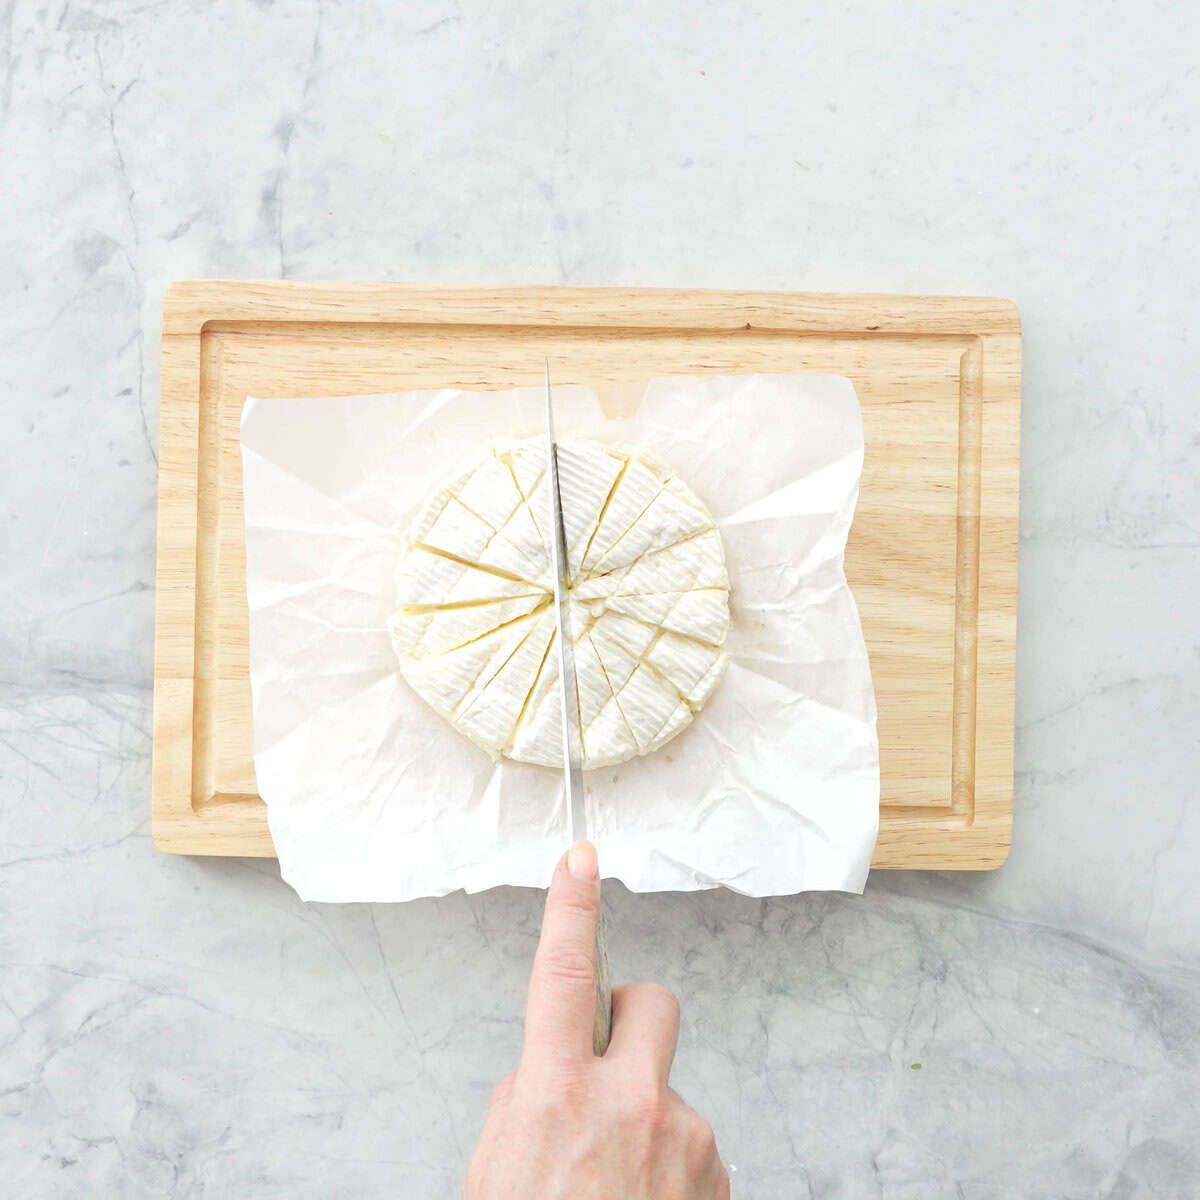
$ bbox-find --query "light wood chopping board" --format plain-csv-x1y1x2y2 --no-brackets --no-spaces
152,283,1020,869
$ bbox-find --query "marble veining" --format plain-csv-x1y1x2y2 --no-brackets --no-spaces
2,1,1198,1195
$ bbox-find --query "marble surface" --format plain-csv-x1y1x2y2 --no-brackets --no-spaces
2,1,1198,1195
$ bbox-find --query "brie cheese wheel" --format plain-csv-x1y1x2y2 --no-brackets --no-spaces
389,437,730,768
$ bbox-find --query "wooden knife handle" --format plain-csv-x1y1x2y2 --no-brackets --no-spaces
593,910,613,1056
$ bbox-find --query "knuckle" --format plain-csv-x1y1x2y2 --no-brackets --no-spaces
684,1111,717,1157
538,948,595,985
487,1074,515,1109
624,1082,670,1131
530,1065,589,1115
560,888,599,915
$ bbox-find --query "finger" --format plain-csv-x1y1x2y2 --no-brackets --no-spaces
523,840,601,1065
605,981,680,1082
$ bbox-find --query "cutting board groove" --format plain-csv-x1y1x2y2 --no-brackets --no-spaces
152,283,1020,869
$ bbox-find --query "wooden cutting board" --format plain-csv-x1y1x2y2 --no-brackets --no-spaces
152,283,1020,869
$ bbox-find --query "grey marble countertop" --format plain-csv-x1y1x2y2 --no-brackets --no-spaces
3,3,1198,1196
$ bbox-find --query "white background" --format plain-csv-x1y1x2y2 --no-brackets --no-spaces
1,2,1197,1195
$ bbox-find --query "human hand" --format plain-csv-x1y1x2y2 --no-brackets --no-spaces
464,839,729,1199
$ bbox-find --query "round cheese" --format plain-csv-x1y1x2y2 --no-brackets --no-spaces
389,437,729,769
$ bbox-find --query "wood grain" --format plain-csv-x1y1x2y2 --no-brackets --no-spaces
152,283,1020,869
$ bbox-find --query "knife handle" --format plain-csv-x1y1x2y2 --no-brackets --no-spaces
593,909,613,1056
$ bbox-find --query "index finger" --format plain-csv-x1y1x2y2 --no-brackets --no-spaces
522,840,601,1066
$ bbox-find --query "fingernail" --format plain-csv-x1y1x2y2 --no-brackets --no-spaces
566,839,598,880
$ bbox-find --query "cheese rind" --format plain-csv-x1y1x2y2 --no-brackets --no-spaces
590,479,712,576
391,437,730,768
388,594,546,659
579,459,664,573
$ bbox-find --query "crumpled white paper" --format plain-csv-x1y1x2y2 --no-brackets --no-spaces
241,374,879,902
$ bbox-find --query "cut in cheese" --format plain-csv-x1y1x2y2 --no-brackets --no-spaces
390,437,730,768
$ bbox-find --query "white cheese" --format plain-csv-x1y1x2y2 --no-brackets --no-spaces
589,479,711,576
394,546,539,608
388,594,544,660
402,612,543,719
391,438,730,768
572,528,729,599
556,441,627,573
578,458,664,573
606,589,730,646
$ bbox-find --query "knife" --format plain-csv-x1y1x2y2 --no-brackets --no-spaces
544,358,613,1056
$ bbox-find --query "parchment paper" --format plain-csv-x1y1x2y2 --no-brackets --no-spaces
241,374,879,902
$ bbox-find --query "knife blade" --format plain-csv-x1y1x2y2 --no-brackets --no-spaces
544,358,612,1056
